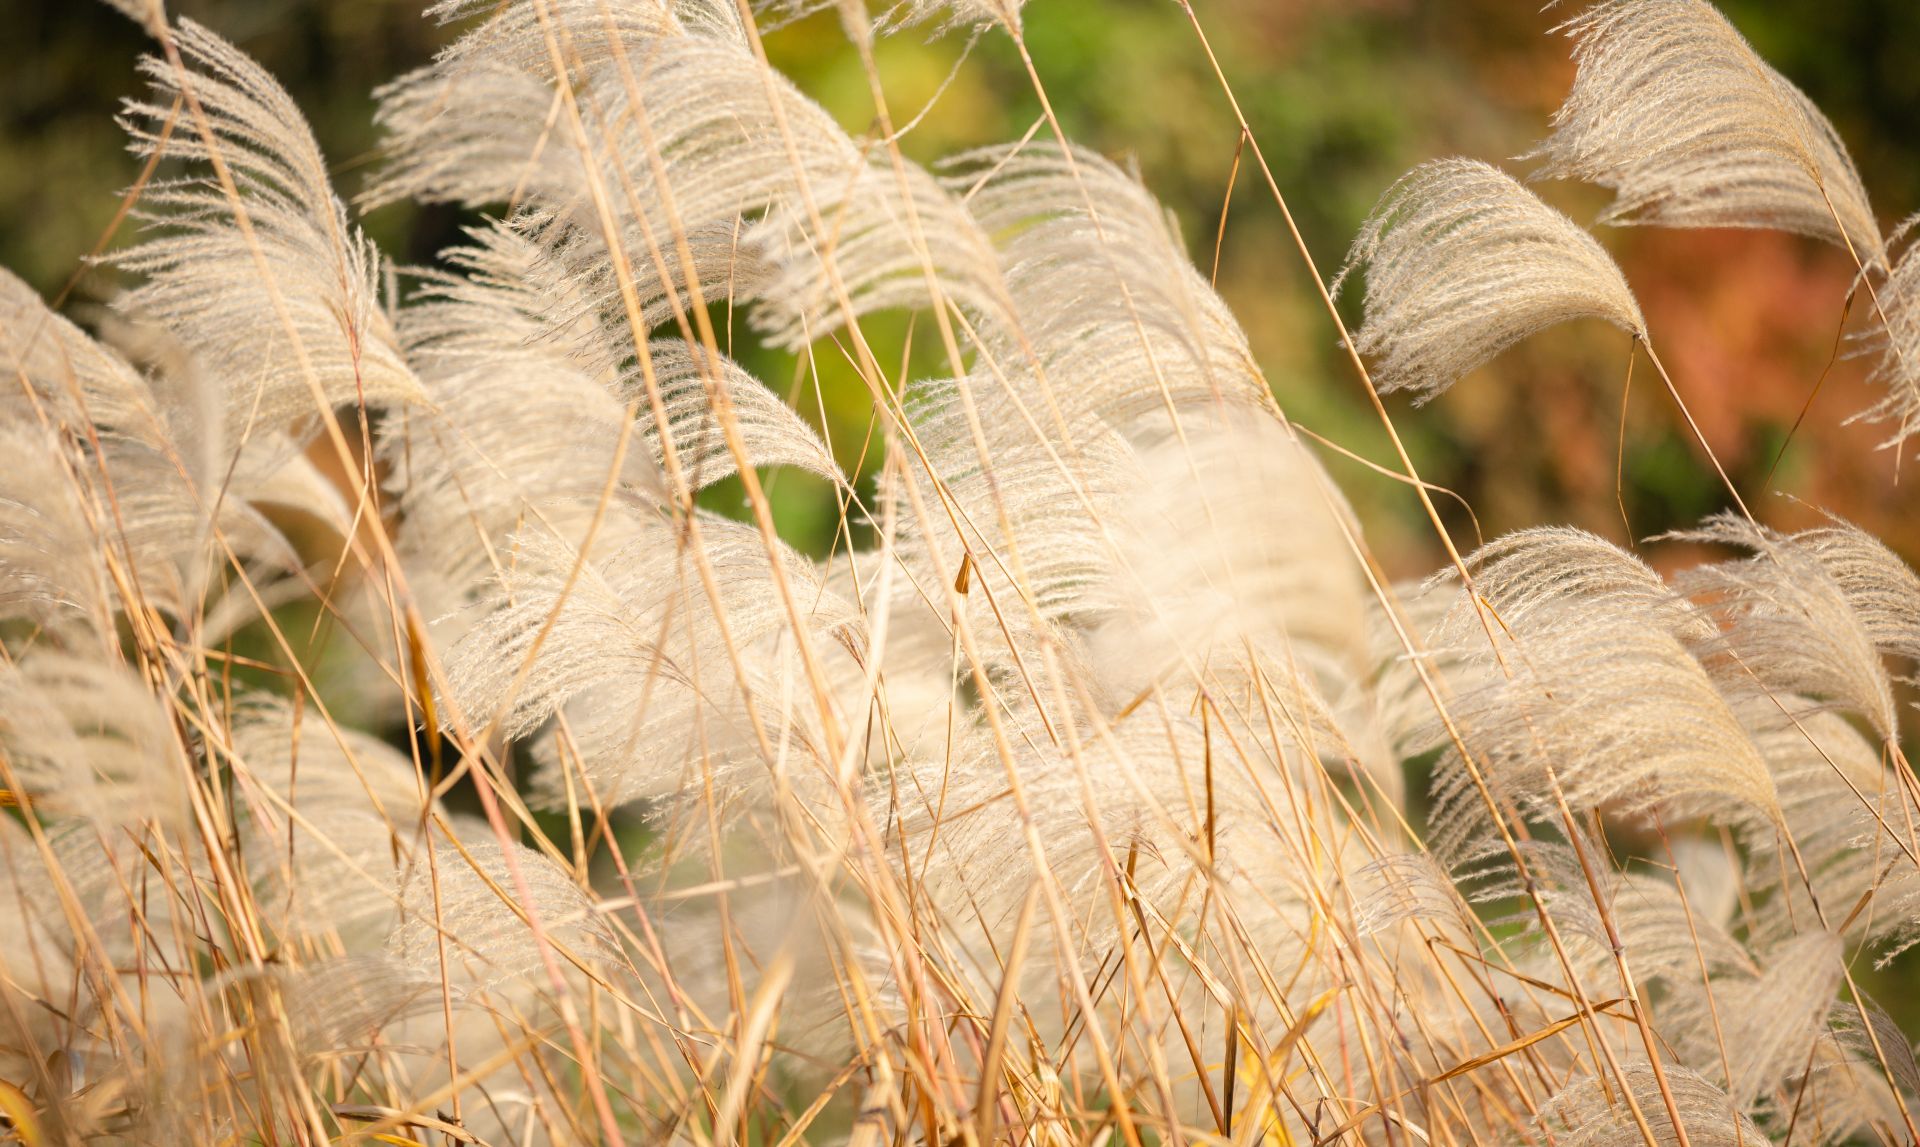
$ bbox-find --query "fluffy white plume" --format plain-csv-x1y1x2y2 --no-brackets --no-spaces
1715,931,1848,1104
954,142,1272,439
1742,709,1920,957
228,700,433,943
1669,514,1900,740
1082,416,1387,787
0,274,315,635
1423,530,1778,853
114,20,422,436
1335,158,1646,401
7,4,1920,1143
389,835,621,995
390,224,846,656
748,153,1011,350
621,339,844,491
1529,0,1884,265
860,0,1023,35
890,374,1139,642
387,229,662,609
1799,1003,1920,1139
756,0,1022,37
446,514,863,810
1785,512,1920,662
1540,1064,1763,1147
879,712,1333,1065
235,955,435,1066
1856,221,1920,451
1428,525,1703,643
0,817,73,1031
374,13,1007,353
0,269,163,439
0,424,117,645
1348,852,1478,941
0,654,191,828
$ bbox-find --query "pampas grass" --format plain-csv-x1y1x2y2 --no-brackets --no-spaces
1335,158,1646,401
1527,0,1884,262
3,2,1920,1145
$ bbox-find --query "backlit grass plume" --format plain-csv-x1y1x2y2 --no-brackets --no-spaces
3,2,1920,1146
1528,0,1884,263
1527,0,1920,452
1335,158,1646,400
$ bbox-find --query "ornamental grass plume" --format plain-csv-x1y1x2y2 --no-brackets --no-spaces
2,1,1920,1145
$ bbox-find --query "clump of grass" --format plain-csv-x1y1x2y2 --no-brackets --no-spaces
3,1,1920,1145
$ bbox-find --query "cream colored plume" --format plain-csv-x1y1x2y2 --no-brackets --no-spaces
373,10,1007,354
446,513,862,810
1668,514,1900,740
387,228,662,610
0,273,314,633
0,269,164,439
1335,158,1645,401
1082,416,1385,785
1713,930,1847,1104
114,20,423,437
1856,220,1920,452
889,374,1140,642
1529,0,1884,265
0,424,118,646
1540,1063,1762,1147
620,340,843,491
389,835,621,996
1423,531,1778,854
1799,1004,1920,1139
228,700,435,944
869,0,1023,35
0,654,192,829
1740,709,1920,959
1782,512,1920,662
1427,525,1701,644
755,0,1022,38
953,141,1271,439
877,710,1337,1089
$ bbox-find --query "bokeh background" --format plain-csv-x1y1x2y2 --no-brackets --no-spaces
9,0,1920,577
